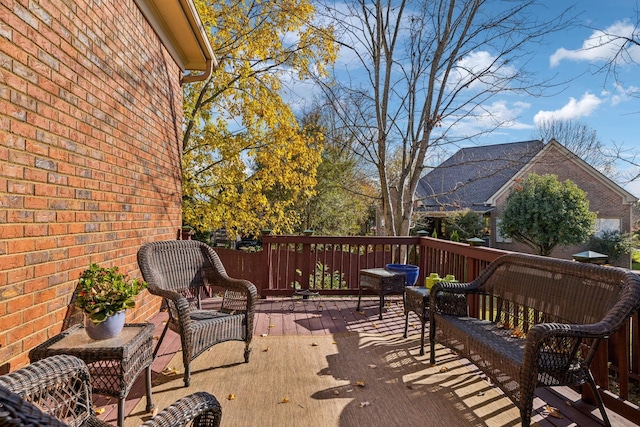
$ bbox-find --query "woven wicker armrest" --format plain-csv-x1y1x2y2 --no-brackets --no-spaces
219,277,257,314
147,285,195,327
141,391,222,427
430,281,473,317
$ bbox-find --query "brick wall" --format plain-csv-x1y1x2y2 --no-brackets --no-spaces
0,0,184,371
493,143,633,266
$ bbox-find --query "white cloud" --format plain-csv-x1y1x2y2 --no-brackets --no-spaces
609,83,640,106
550,21,640,67
448,51,518,91
444,100,533,138
533,93,602,126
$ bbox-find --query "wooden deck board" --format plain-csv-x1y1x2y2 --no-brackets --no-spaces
100,297,637,427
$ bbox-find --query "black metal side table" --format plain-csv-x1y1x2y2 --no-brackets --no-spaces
285,289,323,312
357,268,406,320
403,286,429,355
29,323,155,427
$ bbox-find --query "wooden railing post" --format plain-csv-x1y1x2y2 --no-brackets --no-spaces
301,236,312,290
260,234,274,296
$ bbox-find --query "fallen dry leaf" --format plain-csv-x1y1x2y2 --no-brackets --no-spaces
358,311,365,315
281,397,290,403
268,324,276,328
544,405,563,419
367,364,377,369
311,342,319,347
564,400,572,407
228,394,236,400
372,323,378,328
359,401,371,407
263,347,270,352
356,380,366,387
439,366,449,373
260,333,268,337
510,326,526,338
161,366,180,375
95,407,105,415
331,316,337,320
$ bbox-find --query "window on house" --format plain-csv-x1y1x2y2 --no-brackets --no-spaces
496,218,512,243
595,218,621,236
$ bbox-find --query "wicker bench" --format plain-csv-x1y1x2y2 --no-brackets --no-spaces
429,253,640,427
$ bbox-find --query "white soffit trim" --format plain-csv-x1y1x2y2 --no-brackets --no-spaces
134,0,216,72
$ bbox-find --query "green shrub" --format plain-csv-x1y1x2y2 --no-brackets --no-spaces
588,230,635,263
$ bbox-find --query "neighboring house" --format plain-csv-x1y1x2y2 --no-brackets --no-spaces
416,140,638,266
0,0,214,371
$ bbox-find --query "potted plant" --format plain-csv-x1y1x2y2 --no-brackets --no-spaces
76,263,147,340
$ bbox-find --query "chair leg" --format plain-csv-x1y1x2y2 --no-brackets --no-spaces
586,370,612,427
520,406,531,427
244,344,252,363
429,321,436,364
152,320,170,359
183,353,191,388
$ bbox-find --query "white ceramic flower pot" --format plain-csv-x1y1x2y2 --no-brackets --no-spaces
84,310,125,340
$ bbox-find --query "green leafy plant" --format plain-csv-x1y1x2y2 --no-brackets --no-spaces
290,262,347,290
76,264,147,325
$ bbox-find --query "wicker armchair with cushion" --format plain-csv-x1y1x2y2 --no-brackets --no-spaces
137,240,257,387
0,354,222,427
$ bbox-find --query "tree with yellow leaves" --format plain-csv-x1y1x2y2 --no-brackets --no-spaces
182,0,338,238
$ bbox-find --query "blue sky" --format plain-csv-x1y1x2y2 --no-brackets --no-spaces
284,1,640,195
493,0,640,196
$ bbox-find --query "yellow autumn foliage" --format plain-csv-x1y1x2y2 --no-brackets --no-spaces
182,0,338,237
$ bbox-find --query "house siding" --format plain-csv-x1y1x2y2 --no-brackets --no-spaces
493,143,632,266
0,0,183,370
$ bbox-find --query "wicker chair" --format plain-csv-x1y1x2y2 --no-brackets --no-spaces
137,240,257,387
0,354,222,427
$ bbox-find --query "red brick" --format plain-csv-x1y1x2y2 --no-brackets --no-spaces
7,239,35,253
34,262,56,280
0,253,25,269
0,312,22,330
2,0,184,369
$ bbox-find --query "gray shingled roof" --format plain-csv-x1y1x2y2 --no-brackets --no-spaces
416,140,544,212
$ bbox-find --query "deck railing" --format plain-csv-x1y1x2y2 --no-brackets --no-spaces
215,235,639,421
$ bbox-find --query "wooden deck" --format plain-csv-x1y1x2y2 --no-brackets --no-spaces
95,297,638,426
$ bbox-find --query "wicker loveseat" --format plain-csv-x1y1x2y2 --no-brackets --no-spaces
429,253,640,427
0,354,222,426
